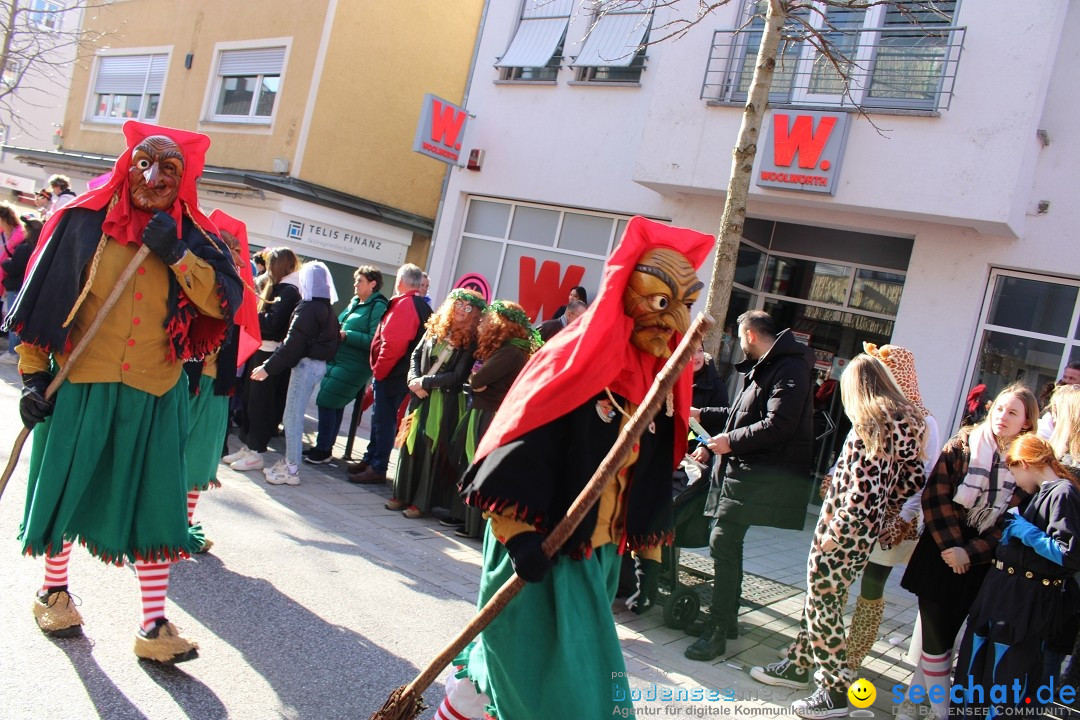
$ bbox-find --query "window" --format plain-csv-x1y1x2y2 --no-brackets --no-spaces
29,0,63,31
571,0,654,84
210,46,286,122
702,1,963,111
496,0,573,82
90,53,168,122
960,271,1080,425
2,60,21,88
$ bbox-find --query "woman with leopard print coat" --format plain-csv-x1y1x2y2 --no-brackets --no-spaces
752,353,926,719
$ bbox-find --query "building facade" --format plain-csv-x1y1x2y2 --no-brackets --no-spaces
426,0,1080,479
9,0,485,294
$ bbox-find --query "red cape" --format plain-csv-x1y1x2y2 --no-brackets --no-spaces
476,216,715,468
208,209,262,366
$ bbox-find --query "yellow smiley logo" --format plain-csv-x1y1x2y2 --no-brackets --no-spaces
848,678,876,708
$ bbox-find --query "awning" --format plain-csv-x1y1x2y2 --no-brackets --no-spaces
573,5,653,67
495,0,574,68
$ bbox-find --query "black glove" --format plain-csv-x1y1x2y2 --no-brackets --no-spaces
625,556,661,614
141,211,185,266
504,532,554,583
20,371,55,429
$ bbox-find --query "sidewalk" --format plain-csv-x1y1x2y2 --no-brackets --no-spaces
0,356,922,718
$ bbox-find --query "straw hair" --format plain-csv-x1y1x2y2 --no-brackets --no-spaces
1005,434,1080,490
840,354,922,458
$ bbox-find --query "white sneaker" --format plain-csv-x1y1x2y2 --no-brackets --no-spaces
230,451,264,471
222,445,251,464
264,460,299,486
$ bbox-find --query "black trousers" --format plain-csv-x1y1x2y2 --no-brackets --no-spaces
709,518,750,630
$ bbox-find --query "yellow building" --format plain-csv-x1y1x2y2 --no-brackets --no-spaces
11,0,485,292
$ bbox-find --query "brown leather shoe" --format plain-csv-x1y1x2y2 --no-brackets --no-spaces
346,460,369,474
348,467,387,485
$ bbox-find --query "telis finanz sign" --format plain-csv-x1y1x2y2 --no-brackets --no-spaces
413,93,469,166
756,110,851,195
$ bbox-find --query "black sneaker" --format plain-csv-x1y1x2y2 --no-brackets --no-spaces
792,687,849,719
303,448,333,464
749,659,811,689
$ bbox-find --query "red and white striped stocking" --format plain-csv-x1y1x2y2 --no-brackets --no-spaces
187,490,201,523
134,561,171,632
42,540,74,592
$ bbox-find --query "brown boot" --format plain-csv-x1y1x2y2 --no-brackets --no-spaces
33,588,84,638
348,467,387,485
134,619,199,664
845,596,885,671
346,460,369,474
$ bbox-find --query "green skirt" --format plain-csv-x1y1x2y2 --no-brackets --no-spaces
393,390,466,512
456,527,635,719
19,378,201,564
185,375,228,492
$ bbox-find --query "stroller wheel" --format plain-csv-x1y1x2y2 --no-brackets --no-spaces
663,587,701,630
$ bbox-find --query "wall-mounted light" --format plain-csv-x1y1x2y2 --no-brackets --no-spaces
184,53,193,70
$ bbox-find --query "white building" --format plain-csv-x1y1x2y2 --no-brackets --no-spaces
427,0,1080,473
0,1,83,204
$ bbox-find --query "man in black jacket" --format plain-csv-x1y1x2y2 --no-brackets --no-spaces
685,310,815,661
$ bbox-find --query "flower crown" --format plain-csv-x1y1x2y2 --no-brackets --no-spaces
448,287,487,311
488,300,543,352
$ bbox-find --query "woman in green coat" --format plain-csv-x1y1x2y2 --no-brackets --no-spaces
305,265,388,463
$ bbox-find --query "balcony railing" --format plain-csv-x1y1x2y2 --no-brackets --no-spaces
701,25,965,112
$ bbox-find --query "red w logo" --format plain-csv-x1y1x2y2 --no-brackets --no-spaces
430,100,467,151
772,114,836,169
518,257,585,322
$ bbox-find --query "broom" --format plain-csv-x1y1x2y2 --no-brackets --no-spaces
0,245,153,501
368,311,714,720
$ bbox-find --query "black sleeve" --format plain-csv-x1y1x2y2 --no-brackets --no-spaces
727,358,811,455
263,302,315,375
1048,484,1080,573
259,284,301,340
699,406,730,431
422,343,475,391
407,337,428,385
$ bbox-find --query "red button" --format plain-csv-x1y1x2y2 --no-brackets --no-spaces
127,339,136,346
179,264,188,272
132,317,140,325
137,267,146,275
122,363,130,371
134,292,143,300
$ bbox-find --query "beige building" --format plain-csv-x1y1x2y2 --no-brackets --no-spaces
11,0,485,292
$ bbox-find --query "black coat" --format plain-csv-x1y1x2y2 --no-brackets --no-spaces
701,329,815,530
258,282,301,343
406,335,476,411
1,239,32,292
692,357,729,436
263,298,340,375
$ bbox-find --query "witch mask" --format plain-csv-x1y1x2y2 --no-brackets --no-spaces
128,135,185,212
623,248,704,358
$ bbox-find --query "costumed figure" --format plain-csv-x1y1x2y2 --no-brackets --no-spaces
751,353,926,718
445,300,539,538
6,121,242,662
899,384,1039,720
387,288,484,519
953,434,1080,716
836,344,940,674
180,209,261,551
433,216,712,720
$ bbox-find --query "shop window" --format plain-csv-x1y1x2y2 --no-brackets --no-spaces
559,212,614,255
209,45,286,123
508,206,559,247
961,271,1080,426
762,256,849,307
89,52,168,123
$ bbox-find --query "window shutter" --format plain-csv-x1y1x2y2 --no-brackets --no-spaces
572,4,653,68
496,0,573,68
95,55,152,94
218,47,286,76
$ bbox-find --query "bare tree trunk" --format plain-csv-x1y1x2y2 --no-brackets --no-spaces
0,1,18,89
703,0,785,357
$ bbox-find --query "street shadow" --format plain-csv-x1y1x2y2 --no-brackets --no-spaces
169,553,424,720
52,635,151,720
140,661,229,720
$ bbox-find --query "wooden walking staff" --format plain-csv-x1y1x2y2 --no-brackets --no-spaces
0,245,154,501
369,311,714,720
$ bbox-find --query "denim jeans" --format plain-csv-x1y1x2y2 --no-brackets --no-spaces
5,291,18,353
365,377,407,473
315,405,345,452
282,357,327,467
